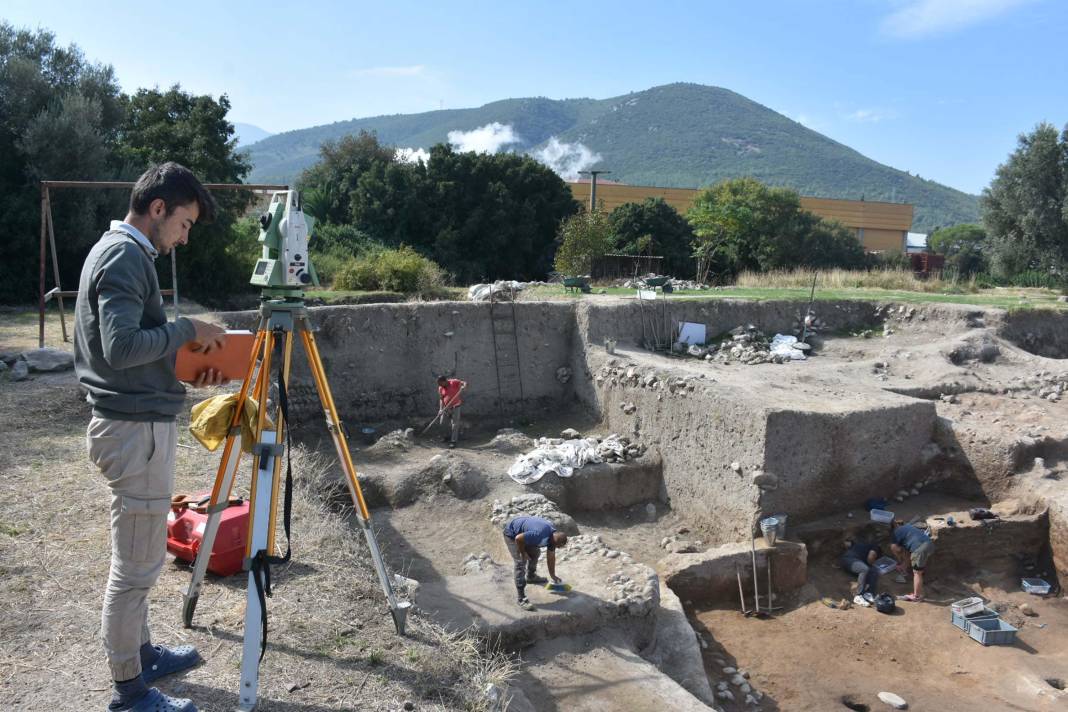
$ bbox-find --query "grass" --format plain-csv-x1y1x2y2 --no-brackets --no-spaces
517,275,1068,310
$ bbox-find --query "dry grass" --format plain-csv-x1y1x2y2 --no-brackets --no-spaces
0,320,515,710
734,267,980,293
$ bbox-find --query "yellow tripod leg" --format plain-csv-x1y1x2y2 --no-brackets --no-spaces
182,327,268,627
299,318,409,633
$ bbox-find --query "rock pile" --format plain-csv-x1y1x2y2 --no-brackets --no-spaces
364,428,415,455
706,325,802,365
710,663,766,706
489,493,579,534
1,347,74,382
616,274,711,290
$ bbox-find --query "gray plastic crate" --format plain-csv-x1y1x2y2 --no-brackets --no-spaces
951,606,998,632
967,616,1018,646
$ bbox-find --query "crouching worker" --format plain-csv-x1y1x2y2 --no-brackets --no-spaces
840,538,882,598
503,516,568,611
75,163,228,712
890,520,935,602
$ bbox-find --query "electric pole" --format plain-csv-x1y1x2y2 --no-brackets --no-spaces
578,170,611,212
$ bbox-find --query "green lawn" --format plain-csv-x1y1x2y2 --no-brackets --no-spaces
520,284,1068,310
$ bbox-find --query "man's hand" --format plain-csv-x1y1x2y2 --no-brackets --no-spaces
188,368,228,388
187,318,226,354
551,575,562,584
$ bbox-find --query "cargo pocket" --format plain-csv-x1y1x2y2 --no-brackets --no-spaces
87,419,129,478
118,495,172,564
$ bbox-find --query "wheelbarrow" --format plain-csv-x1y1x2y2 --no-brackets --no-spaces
563,276,592,294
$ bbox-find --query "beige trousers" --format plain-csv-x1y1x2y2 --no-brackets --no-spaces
87,417,176,681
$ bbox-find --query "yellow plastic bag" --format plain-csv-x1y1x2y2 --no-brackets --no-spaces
189,393,272,453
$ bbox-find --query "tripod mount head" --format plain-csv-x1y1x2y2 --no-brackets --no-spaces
251,190,320,300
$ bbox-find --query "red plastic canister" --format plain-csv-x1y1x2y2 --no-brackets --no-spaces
166,495,249,577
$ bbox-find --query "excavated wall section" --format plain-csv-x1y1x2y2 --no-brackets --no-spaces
223,302,578,423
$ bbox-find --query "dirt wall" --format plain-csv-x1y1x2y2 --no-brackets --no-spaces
587,352,766,545
222,302,577,424
760,398,937,518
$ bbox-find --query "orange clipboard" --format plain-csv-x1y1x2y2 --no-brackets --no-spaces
175,330,256,382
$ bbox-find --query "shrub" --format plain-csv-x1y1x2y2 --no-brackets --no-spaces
333,246,447,297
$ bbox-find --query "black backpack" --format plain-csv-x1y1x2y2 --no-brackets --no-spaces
875,593,896,614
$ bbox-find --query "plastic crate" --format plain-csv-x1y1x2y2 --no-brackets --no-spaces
951,596,985,617
967,616,1018,646
870,509,894,524
950,606,998,632
1022,578,1051,595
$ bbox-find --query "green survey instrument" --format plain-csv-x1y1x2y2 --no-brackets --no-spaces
250,190,320,295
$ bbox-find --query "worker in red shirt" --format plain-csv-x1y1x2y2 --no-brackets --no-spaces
436,375,466,448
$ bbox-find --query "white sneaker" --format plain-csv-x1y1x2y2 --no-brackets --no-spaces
853,595,871,607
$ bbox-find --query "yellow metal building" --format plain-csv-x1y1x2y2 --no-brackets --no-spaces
567,182,914,253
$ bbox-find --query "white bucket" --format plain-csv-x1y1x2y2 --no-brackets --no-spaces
760,516,780,546
605,338,617,354
772,512,787,538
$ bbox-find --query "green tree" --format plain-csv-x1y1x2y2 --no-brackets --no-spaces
309,141,578,283
0,22,124,302
609,198,696,278
554,210,615,276
928,223,988,276
298,131,397,225
981,122,1068,280
118,85,254,304
687,177,866,279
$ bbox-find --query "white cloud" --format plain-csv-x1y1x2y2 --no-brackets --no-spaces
532,137,602,181
447,122,520,154
396,147,430,164
845,108,895,123
350,65,426,77
881,0,1035,38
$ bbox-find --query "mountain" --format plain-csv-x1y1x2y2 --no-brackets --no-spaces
245,83,979,232
233,122,273,147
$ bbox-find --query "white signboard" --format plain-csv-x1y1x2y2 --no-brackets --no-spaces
677,322,706,345
637,289,657,301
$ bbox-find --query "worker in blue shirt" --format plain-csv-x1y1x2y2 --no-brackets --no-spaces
890,521,935,602
502,516,568,611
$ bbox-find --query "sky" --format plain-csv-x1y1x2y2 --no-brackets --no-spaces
3,0,1066,195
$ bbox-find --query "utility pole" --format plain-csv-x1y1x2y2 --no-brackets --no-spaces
578,170,611,212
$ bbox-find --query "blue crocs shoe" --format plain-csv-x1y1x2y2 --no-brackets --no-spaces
122,688,197,712
141,645,202,684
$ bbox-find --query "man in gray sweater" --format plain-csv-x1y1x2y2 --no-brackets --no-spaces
75,163,227,712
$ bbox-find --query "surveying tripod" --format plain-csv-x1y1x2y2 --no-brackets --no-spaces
180,297,408,711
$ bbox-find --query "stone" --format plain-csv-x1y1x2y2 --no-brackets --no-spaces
0,361,6,373
750,470,778,489
560,428,582,439
731,673,747,686
7,360,29,381
877,691,908,709
19,347,73,372
1020,603,1037,617
730,461,741,473
403,701,415,711
722,667,736,674
717,690,734,702
555,366,572,384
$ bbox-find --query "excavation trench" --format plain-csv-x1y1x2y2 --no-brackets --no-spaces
241,297,1068,711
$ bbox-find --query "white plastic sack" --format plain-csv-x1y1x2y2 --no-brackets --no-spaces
770,333,807,360
507,437,604,484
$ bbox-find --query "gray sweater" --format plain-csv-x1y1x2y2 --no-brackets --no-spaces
74,230,197,421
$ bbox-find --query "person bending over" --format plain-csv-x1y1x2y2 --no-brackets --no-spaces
502,515,568,611
890,520,935,602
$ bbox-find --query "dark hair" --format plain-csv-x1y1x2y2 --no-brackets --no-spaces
129,162,217,224
436,375,448,382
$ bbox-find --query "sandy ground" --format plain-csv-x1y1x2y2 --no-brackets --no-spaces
692,558,1068,711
